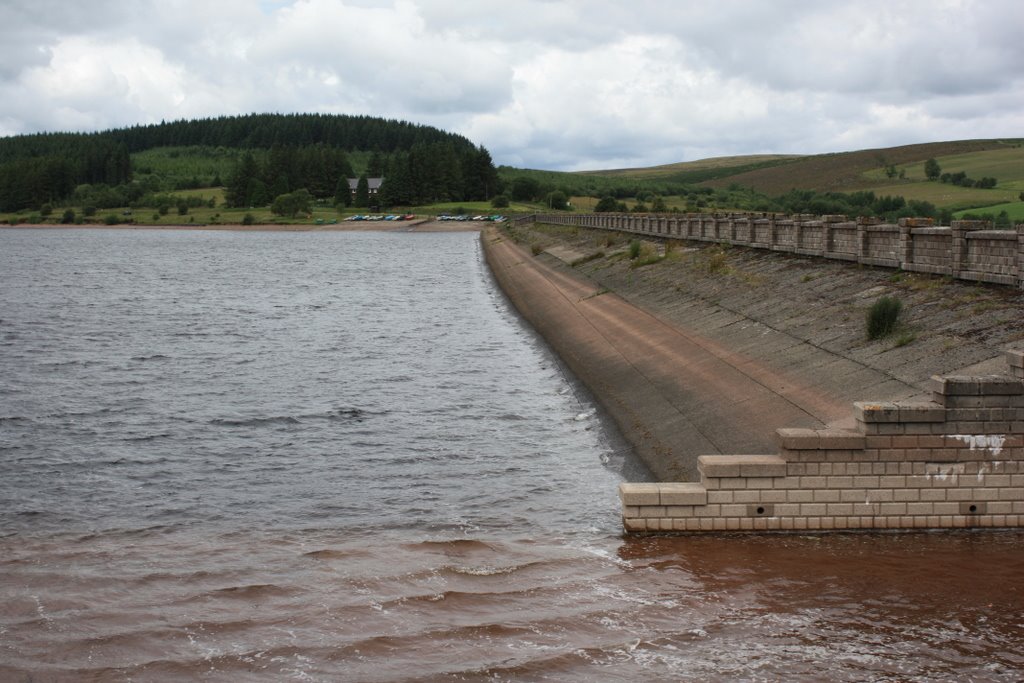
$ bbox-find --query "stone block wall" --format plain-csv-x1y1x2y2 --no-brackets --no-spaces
521,213,1024,289
619,350,1024,533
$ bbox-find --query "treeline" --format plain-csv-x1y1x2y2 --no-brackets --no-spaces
586,187,955,223
224,141,499,208
0,113,491,211
108,113,471,153
378,144,498,206
225,145,357,207
769,189,949,222
938,171,997,189
0,138,130,211
0,113,475,159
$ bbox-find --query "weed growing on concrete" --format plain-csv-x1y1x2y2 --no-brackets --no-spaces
707,247,730,274
630,241,663,268
867,296,902,340
971,300,1002,314
894,331,917,347
531,243,544,256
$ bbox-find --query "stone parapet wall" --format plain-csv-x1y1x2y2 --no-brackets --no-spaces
619,350,1024,533
516,213,1024,289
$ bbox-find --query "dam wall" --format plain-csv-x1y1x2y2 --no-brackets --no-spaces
485,222,1024,534
620,350,1024,533
523,213,1024,289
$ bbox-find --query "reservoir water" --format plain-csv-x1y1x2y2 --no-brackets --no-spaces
1,227,1022,681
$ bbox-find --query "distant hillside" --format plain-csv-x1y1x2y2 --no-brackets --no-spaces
0,113,497,212
698,140,1021,194
578,154,801,184
566,139,1024,214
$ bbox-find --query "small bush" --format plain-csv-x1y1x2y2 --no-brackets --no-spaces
103,214,120,226
867,296,902,340
628,239,641,259
242,213,256,226
61,209,76,224
530,243,544,256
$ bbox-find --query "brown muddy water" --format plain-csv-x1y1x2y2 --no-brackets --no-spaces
2,229,1022,681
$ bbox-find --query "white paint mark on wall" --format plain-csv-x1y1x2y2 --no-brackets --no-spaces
951,434,1005,457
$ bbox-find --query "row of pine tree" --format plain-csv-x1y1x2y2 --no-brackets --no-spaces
0,113,498,212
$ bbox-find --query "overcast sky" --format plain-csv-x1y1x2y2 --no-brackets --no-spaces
1,0,1022,171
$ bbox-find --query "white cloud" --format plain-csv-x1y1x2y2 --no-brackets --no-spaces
0,0,1022,169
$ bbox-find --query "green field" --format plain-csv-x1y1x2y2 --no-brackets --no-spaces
858,146,1024,210
953,201,1024,221
700,139,1024,205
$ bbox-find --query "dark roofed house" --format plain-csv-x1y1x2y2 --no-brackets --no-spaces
348,177,384,197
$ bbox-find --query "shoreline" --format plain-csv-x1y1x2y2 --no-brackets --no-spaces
0,220,486,233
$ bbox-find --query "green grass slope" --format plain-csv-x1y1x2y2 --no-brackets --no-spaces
702,140,1018,192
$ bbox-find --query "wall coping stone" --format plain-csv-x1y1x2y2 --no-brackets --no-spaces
854,399,957,423
930,375,1024,396
965,230,1019,240
698,454,786,478
775,428,866,449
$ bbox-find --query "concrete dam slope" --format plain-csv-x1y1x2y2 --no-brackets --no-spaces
484,220,1024,533
481,226,900,481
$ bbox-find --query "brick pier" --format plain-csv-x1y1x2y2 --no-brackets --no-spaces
620,349,1024,533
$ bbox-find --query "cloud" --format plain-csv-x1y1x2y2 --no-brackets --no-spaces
246,0,513,115
0,0,1021,169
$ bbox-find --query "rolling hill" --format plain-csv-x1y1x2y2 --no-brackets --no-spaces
565,138,1024,214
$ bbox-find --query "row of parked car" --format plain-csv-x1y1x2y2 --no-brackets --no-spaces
437,214,507,222
344,214,417,222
